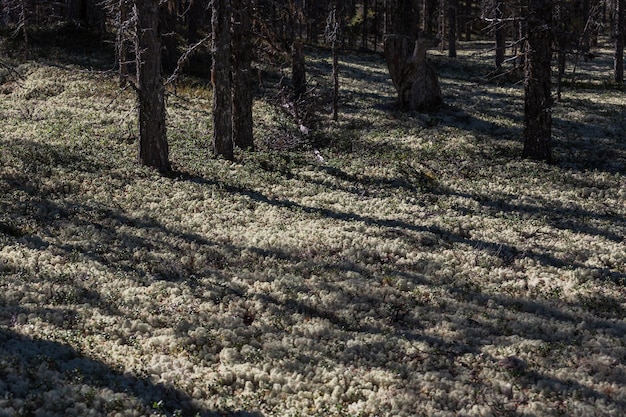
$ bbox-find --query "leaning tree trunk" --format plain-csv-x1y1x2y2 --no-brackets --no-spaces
136,0,170,172
522,0,553,163
384,34,443,112
212,0,234,160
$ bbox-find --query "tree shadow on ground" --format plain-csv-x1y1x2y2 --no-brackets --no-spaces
228,155,626,284
3,155,625,414
0,327,264,417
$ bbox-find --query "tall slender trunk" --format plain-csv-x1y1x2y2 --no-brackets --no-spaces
362,0,368,50
615,0,625,84
495,1,506,70
118,0,129,82
136,0,170,172
19,0,30,57
232,0,254,151
523,0,553,163
291,39,306,101
212,0,234,160
448,0,457,58
160,1,179,74
465,0,473,41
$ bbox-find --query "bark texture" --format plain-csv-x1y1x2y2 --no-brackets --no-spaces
136,0,170,172
615,0,625,84
232,0,254,150
448,0,457,58
291,39,306,101
522,0,553,163
212,0,234,160
384,33,442,112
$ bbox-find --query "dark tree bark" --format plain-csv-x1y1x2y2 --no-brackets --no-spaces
386,0,441,112
615,0,625,84
495,1,506,70
392,0,419,41
291,39,306,100
448,0,458,58
385,33,442,111
160,0,179,74
69,0,87,24
326,6,340,121
136,0,170,172
187,0,207,43
423,0,438,35
232,0,254,151
523,0,553,163
19,0,31,57
362,0,368,49
465,0,473,41
117,0,130,81
212,0,234,160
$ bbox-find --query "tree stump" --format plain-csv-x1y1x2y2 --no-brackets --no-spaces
384,34,443,112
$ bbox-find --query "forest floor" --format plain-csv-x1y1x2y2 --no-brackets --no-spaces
0,38,625,417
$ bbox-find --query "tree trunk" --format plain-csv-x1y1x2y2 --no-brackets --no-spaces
423,0,437,35
556,49,565,101
362,0,368,50
495,2,506,70
392,0,418,41
160,0,178,75
232,0,254,151
117,0,129,82
465,0,472,41
291,39,307,101
439,0,446,52
136,0,170,172
332,42,339,121
385,33,443,111
448,0,457,58
212,0,234,160
19,0,30,58
615,0,625,84
523,0,553,163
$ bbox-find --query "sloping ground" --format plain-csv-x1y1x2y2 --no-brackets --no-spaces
0,42,625,417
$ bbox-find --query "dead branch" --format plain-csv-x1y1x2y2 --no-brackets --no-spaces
165,34,212,86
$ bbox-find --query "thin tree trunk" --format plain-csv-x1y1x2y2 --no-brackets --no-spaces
212,0,234,160
326,6,340,121
465,0,472,41
395,0,419,41
423,0,436,35
556,49,565,101
160,1,178,74
362,0,368,50
291,39,306,101
439,0,446,52
136,0,170,172
448,0,457,58
19,0,30,58
523,0,553,163
615,0,625,84
495,1,506,70
118,0,129,82
232,0,254,150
